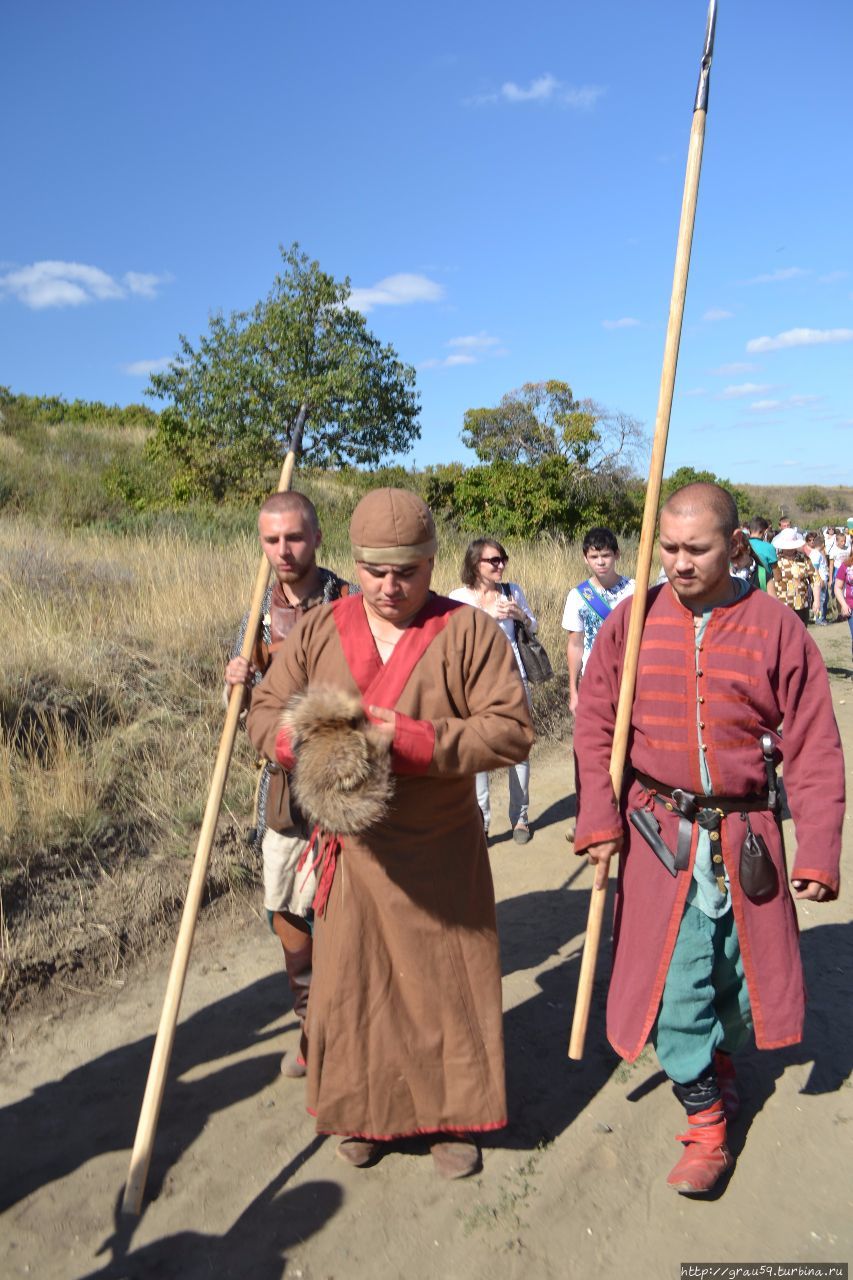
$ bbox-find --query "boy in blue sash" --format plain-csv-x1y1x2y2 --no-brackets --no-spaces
562,527,634,716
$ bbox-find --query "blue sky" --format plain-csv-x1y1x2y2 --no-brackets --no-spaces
2,0,851,483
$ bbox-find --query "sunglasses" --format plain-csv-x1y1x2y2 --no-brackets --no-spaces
479,555,507,567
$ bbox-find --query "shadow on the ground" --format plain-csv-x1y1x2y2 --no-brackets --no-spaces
487,791,576,847
622,918,853,1196
0,970,292,1213
5,881,849,1235
732,919,853,1124
492,877,621,1152
77,1137,339,1280
535,790,576,833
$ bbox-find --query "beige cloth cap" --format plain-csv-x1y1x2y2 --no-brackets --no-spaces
350,488,437,565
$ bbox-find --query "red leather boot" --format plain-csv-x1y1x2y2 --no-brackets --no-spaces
666,1100,733,1194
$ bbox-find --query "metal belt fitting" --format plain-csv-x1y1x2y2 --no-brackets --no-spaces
632,771,771,887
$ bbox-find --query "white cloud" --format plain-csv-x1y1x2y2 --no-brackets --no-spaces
122,356,172,376
749,394,822,412
348,273,444,314
123,271,171,299
419,353,477,370
702,307,733,322
447,332,503,351
502,72,560,102
788,393,822,407
0,259,170,309
602,316,640,330
467,74,605,110
719,382,772,399
420,331,509,370
741,266,809,285
817,270,848,284
710,362,755,376
746,327,853,353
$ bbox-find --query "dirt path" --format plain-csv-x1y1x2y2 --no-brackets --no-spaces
2,627,852,1279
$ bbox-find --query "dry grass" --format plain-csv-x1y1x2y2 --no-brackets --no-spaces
0,517,638,863
0,512,641,1010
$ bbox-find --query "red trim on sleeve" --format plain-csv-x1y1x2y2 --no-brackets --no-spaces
789,866,840,898
391,712,435,775
274,726,296,770
573,825,623,856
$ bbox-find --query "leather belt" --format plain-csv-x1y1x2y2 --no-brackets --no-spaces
633,771,771,815
632,770,772,875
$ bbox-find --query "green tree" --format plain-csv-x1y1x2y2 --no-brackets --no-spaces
796,486,830,515
147,244,420,499
425,457,643,540
661,466,752,521
461,380,646,473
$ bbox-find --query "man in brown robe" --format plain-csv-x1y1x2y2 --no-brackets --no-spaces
247,488,534,1178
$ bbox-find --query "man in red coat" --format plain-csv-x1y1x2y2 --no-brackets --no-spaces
574,482,844,1194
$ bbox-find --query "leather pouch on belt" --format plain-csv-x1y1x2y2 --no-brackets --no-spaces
739,818,778,901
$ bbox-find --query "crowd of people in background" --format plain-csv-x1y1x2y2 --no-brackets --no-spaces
745,515,852,639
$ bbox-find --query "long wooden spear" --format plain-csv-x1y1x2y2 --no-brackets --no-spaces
121,404,309,1215
568,0,718,1060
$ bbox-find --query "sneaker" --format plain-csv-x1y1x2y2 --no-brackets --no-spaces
513,821,531,845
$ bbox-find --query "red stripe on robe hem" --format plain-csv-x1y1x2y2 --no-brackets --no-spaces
305,1108,506,1140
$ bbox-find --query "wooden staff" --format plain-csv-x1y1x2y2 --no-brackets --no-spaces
568,0,718,1060
121,404,308,1215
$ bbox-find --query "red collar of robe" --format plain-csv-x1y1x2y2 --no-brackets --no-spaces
331,591,464,708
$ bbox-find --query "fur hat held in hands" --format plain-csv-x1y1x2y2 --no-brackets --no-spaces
283,687,393,834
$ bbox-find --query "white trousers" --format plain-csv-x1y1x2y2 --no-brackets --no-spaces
262,826,318,917
475,760,530,831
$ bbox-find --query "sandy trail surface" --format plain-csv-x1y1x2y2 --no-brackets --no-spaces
2,627,852,1280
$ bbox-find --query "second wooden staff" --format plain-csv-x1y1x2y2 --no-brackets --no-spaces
122,404,308,1214
569,0,718,1060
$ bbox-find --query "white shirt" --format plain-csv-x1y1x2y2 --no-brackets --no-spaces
448,583,537,680
561,575,635,672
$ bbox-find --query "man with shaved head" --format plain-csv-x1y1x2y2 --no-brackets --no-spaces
225,490,351,1078
573,482,844,1195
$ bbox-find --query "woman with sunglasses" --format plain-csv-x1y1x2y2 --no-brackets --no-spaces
449,538,537,844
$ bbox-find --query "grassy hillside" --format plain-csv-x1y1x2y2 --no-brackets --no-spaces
739,484,853,530
1,398,848,1011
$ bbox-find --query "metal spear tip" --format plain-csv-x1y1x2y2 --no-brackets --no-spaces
694,0,718,114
